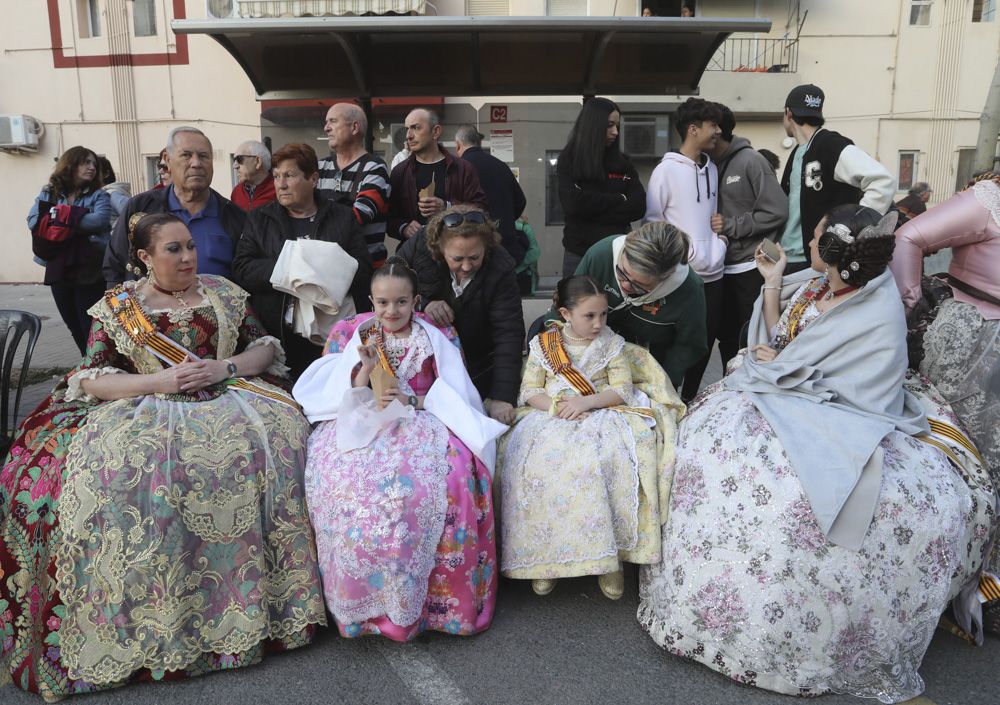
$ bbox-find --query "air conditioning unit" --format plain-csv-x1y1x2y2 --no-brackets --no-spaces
621,114,670,159
0,115,41,151
206,0,237,19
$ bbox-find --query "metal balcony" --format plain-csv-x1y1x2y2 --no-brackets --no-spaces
705,36,798,73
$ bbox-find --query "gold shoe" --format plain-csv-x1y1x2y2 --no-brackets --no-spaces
532,578,557,596
598,569,625,600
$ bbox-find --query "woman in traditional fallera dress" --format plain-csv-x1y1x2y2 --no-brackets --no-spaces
293,258,507,641
497,276,683,599
638,205,995,703
0,213,326,701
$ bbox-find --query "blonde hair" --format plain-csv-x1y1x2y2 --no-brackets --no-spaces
425,204,501,262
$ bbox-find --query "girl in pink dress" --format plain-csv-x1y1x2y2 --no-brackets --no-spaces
292,257,507,641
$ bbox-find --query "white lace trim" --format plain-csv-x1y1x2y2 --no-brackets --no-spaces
385,325,433,397
64,367,123,402
972,180,1000,231
245,335,289,377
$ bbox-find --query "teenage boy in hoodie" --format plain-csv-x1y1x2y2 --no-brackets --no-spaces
779,84,896,273
709,104,789,368
644,97,725,401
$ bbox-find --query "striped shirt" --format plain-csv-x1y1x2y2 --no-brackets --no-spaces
318,153,391,265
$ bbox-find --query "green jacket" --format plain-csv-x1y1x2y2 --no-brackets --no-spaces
545,236,707,387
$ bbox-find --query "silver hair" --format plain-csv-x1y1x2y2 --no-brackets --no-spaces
455,124,483,148
166,126,211,154
238,140,271,171
622,221,690,279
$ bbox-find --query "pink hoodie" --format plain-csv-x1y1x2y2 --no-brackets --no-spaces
890,182,1000,320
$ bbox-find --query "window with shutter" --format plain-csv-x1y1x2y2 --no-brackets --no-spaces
467,0,509,14
547,0,587,16
134,0,157,36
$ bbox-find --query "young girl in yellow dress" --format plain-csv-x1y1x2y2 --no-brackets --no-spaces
497,275,682,599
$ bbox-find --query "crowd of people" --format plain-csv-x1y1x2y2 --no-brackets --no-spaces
5,82,998,703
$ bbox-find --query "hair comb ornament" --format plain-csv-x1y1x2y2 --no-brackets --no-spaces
857,211,898,241
127,211,148,244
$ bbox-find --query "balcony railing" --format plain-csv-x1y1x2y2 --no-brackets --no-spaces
705,37,798,73
235,0,426,16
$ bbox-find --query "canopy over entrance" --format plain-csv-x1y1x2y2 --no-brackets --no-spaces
172,16,772,100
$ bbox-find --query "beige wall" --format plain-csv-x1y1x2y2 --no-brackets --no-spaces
1,0,998,282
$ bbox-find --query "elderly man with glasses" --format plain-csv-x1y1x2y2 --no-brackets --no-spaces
231,141,276,211
103,127,247,286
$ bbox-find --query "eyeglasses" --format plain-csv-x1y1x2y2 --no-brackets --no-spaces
157,163,168,171
233,155,256,165
615,263,651,297
441,211,488,228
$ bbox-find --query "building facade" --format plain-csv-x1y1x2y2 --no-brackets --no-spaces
1,0,997,282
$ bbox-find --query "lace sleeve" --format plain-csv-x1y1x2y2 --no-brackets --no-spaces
244,335,289,377
517,349,549,406
64,367,123,402
606,350,636,404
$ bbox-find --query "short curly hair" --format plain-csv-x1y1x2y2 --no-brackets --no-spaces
816,204,895,286
424,204,501,262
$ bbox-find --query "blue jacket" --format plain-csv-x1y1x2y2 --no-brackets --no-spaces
28,186,112,284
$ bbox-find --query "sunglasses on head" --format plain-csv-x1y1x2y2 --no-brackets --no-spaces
157,163,168,171
441,211,488,228
233,154,256,165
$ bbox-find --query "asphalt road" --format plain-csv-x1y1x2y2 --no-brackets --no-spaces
1,570,995,705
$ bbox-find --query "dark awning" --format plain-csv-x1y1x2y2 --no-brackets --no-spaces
172,16,771,100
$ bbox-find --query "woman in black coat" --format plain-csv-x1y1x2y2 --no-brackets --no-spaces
232,143,372,378
398,205,525,424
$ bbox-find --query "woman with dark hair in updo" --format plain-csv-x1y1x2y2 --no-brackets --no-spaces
638,205,995,701
0,213,326,699
497,274,683,600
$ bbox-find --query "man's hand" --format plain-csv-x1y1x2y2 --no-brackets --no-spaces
710,213,725,234
418,196,446,218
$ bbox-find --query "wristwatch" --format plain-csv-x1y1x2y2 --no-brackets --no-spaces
407,394,418,408
224,359,238,379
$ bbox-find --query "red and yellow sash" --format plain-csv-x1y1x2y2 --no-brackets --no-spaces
105,287,298,409
539,326,655,420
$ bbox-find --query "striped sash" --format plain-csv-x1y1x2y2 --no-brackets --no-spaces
105,287,298,409
538,326,655,420
917,417,986,469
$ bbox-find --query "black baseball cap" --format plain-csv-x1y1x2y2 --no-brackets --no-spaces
785,84,825,118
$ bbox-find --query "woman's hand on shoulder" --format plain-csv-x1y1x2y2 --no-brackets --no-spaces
424,300,454,326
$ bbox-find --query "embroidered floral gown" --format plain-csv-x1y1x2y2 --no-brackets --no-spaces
637,277,995,703
0,275,326,701
304,313,496,641
497,325,683,580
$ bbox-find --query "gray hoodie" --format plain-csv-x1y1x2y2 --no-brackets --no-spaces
714,137,789,267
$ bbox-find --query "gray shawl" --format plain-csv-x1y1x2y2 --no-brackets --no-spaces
725,268,928,550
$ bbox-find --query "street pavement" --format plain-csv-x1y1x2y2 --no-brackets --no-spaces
1,263,992,705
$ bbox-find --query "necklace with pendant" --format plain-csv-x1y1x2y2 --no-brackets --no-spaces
151,281,193,306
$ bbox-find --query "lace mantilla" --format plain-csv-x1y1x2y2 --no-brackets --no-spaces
972,179,1000,231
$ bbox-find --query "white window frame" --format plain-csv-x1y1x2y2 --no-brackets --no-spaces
973,0,997,22
909,0,932,26
898,150,919,192
77,0,102,38
132,0,157,37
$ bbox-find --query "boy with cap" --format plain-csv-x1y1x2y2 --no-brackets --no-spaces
778,84,896,272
